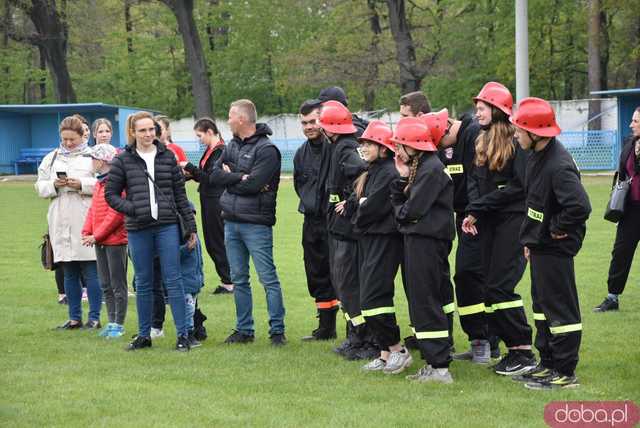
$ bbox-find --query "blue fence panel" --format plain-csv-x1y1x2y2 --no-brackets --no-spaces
557,130,618,170
180,138,305,174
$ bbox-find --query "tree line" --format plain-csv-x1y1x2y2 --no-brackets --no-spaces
0,0,638,119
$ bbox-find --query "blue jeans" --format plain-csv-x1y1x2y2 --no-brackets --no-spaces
224,221,285,335
63,261,102,322
128,224,187,338
185,293,196,332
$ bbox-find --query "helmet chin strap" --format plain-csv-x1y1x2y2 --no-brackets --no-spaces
527,131,545,150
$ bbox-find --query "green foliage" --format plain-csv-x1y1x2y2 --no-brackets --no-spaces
0,0,638,116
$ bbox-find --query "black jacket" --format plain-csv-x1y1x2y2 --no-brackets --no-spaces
326,134,367,239
183,145,225,198
520,138,591,257
293,136,332,217
391,153,455,240
349,157,399,235
466,140,528,216
352,114,369,138
105,141,196,233
211,123,281,226
438,114,481,213
618,136,640,181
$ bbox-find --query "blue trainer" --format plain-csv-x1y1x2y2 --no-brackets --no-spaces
99,323,115,337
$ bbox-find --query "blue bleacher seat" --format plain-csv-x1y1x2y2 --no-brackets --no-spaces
14,148,55,175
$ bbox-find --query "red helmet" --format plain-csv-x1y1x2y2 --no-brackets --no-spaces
418,109,449,146
318,100,357,135
390,117,437,152
358,120,395,152
473,81,513,116
510,97,561,137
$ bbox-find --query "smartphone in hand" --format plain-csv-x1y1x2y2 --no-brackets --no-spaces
56,171,68,179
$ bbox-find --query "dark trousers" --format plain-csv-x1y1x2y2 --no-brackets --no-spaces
201,194,232,285
95,244,129,325
404,235,451,369
453,213,487,341
482,213,532,348
359,234,402,349
55,268,65,294
441,242,455,348
302,215,337,306
151,257,166,330
607,204,640,295
328,235,361,325
531,253,582,376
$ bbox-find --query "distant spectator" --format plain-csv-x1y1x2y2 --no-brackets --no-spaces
594,106,640,312
92,118,113,146
399,91,431,118
155,115,188,163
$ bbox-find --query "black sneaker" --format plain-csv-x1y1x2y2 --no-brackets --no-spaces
193,325,208,341
524,371,580,390
56,320,82,330
224,330,255,344
188,331,202,348
512,363,554,382
270,333,287,346
126,335,152,351
493,352,537,376
176,335,191,352
83,320,102,330
593,297,619,312
212,285,233,295
333,339,353,355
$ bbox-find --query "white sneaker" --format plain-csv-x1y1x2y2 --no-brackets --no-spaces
406,365,453,384
361,358,386,372
383,349,413,374
150,328,164,339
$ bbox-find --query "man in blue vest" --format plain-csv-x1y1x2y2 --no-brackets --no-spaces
211,99,286,346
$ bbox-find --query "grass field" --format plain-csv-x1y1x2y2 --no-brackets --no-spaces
0,176,638,427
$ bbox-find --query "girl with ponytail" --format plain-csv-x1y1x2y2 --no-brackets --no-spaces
390,117,456,384
345,121,407,374
460,82,536,376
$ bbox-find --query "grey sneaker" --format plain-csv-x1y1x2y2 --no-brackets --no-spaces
452,349,473,361
471,339,491,364
361,358,386,371
383,349,413,374
406,365,453,384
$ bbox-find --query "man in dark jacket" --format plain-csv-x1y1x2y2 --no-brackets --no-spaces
210,99,286,346
293,99,339,341
510,97,591,390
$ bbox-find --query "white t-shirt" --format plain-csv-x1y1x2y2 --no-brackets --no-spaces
137,147,159,220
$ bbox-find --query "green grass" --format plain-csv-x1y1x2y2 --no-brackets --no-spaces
0,177,638,427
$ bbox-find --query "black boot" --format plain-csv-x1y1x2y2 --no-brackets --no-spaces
302,308,338,341
333,321,355,355
193,308,208,341
343,324,369,360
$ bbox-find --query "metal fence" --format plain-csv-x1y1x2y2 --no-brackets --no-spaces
558,130,619,170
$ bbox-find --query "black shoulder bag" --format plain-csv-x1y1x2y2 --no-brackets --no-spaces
604,171,633,223
41,150,59,270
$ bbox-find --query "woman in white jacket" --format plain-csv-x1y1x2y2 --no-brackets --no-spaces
36,115,102,329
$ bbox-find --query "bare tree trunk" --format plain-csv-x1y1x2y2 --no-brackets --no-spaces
587,0,601,130
2,0,10,103
600,10,609,91
160,0,214,118
386,0,421,94
124,0,134,54
635,14,640,86
363,0,382,110
37,44,46,100
9,0,77,102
